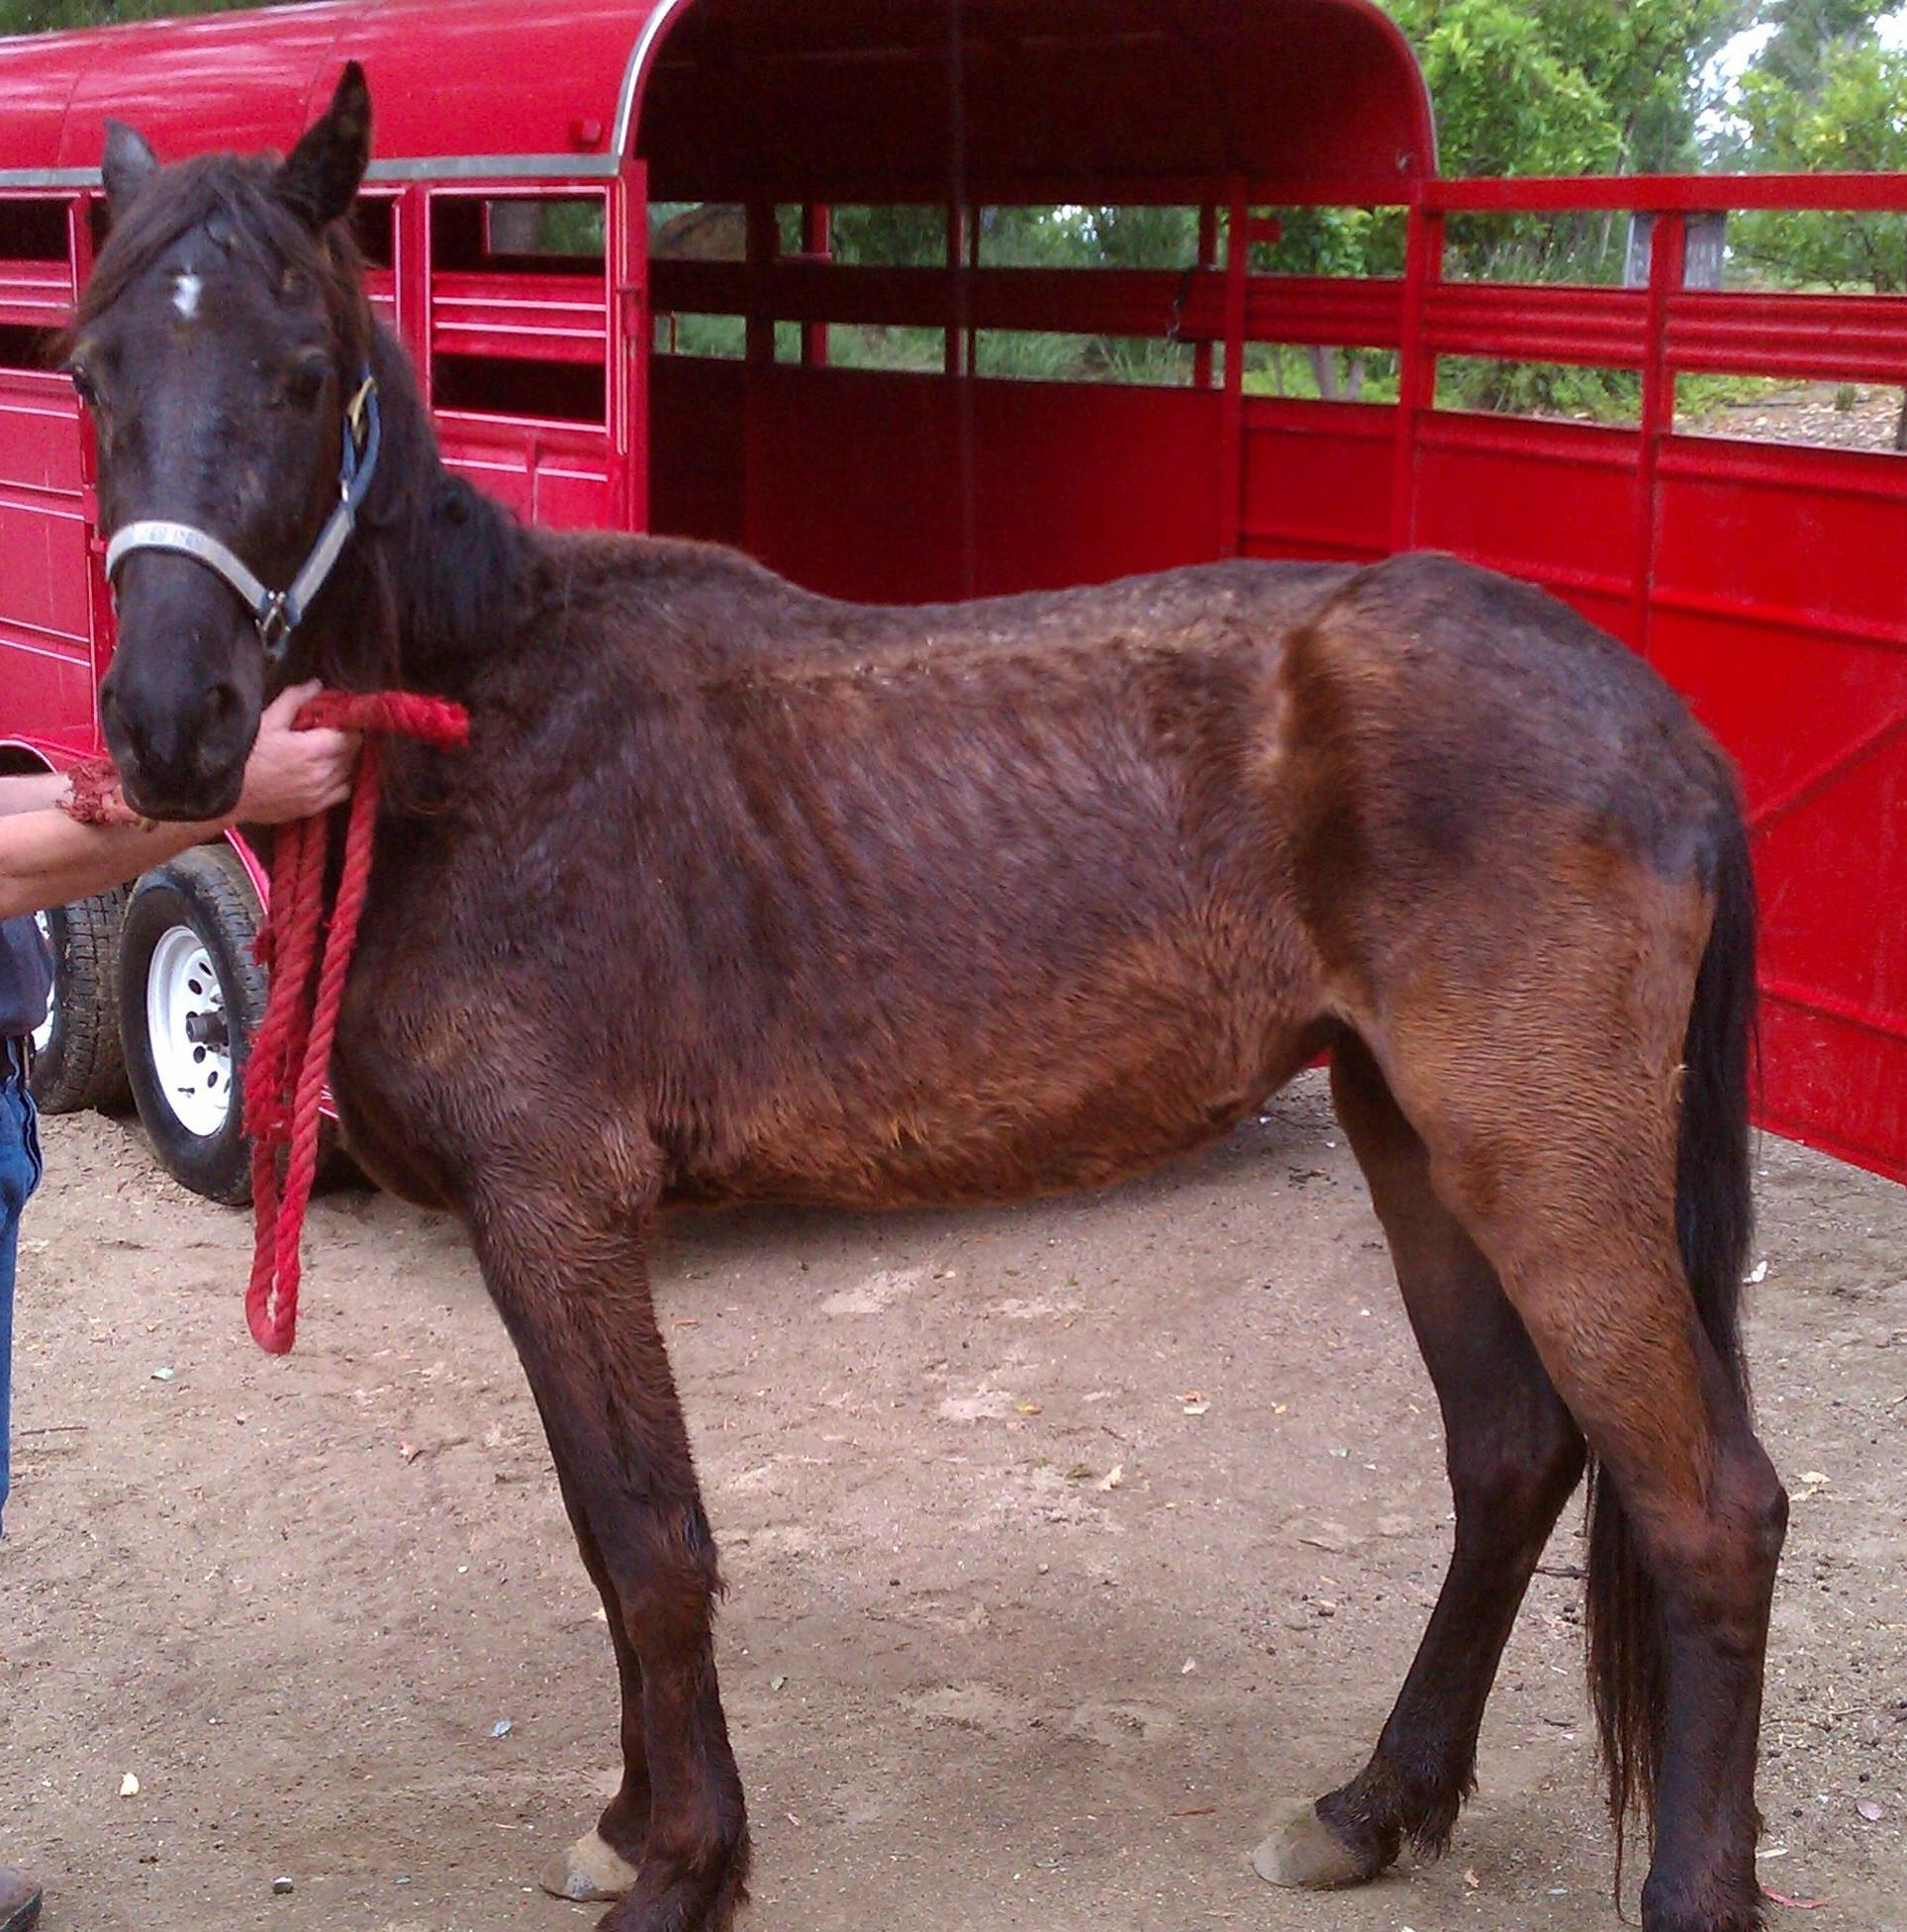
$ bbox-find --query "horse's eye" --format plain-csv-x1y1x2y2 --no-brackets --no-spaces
64,363,99,408
283,355,330,409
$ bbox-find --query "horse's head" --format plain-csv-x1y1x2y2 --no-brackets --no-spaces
75,65,374,820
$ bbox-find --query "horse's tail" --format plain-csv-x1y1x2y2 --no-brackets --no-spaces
1584,805,1758,1870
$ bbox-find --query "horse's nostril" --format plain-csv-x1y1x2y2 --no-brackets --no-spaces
206,682,243,732
190,683,248,773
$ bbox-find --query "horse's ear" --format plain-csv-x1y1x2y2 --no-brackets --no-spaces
276,60,372,232
102,120,159,221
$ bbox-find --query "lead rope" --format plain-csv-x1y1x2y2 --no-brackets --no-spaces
242,689,468,1353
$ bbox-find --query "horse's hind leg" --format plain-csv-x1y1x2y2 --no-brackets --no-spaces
1435,1118,1782,1932
469,1166,747,1932
1348,903,1781,1932
1258,1034,1586,1888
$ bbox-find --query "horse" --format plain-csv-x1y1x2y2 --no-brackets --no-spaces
71,66,1786,1932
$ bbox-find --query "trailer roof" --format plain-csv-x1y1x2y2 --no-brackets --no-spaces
0,0,1434,203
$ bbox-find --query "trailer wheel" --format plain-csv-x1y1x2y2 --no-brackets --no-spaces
120,846,265,1205
29,890,132,1114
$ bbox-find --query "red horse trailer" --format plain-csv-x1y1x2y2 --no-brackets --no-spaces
1,0,1904,1197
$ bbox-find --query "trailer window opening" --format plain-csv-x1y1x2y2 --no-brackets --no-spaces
1676,373,1907,455
432,354,606,424
654,313,746,359
483,197,607,264
972,330,1197,387
1433,357,1644,429
819,207,942,269
431,194,607,275
652,203,743,261
1437,211,1634,289
351,196,397,271
0,324,59,371
1229,342,1400,405
1720,207,1907,295
974,206,1203,273
0,198,69,263
826,326,946,373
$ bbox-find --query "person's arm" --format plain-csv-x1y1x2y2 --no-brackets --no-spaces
0,682,358,920
0,770,69,819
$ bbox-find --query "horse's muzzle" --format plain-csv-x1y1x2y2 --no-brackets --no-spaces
99,658,254,822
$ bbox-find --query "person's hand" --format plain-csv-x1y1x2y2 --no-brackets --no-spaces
231,681,360,824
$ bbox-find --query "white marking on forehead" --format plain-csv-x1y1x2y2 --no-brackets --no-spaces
172,272,203,322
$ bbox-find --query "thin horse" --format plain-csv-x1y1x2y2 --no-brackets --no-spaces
72,69,1786,1932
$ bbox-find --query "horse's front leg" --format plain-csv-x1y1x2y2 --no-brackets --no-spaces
537,1446,651,1904
469,1174,748,1932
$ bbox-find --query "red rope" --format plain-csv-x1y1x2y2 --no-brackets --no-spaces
58,754,145,827
242,691,469,1354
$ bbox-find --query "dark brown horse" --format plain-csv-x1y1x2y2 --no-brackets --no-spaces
72,69,1786,1932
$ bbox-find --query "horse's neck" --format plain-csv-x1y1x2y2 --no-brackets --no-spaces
313,351,526,696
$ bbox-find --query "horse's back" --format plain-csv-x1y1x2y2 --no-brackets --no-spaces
361,539,1740,1214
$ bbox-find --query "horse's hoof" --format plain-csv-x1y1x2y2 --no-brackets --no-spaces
1251,1805,1379,1888
539,1827,640,1902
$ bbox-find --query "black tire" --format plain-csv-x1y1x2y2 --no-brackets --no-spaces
29,889,132,1114
120,845,266,1206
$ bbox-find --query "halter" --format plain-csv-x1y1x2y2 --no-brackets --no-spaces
104,371,381,665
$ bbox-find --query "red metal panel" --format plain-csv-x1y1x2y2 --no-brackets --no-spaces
0,493,92,645
0,369,93,758
1668,290,1907,387
636,0,1434,206
1635,435,1907,1186
0,256,75,333
1239,398,1392,563
1761,1002,1907,1185
740,365,1222,604
438,414,616,530
0,374,84,495
1402,414,1643,639
30,2,648,174
0,629,94,758
1424,281,1649,369
649,355,746,548
430,270,610,366
0,0,1435,211
1428,173,1907,214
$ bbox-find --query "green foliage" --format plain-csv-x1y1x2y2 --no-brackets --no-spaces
1749,0,1900,94
1727,27,1907,293
0,0,270,30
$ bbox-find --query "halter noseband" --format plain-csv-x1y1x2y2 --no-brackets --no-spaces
103,371,381,665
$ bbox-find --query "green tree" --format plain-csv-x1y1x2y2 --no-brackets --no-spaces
1750,0,1899,93
1724,14,1907,440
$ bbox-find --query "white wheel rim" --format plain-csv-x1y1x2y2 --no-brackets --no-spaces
30,910,54,1055
145,924,234,1140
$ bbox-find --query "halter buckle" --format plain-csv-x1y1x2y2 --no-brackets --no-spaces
257,593,295,660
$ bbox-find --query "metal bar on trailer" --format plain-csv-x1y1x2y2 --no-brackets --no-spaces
745,203,777,364
1633,211,1685,660
946,205,968,379
1389,205,1441,554
1218,183,1249,559
1428,172,1907,214
800,205,830,368
614,158,648,532
1194,205,1216,390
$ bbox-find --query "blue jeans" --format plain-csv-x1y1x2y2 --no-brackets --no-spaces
0,1038,43,1534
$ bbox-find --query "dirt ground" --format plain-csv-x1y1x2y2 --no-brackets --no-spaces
1,1072,1901,1932
1678,379,1907,454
